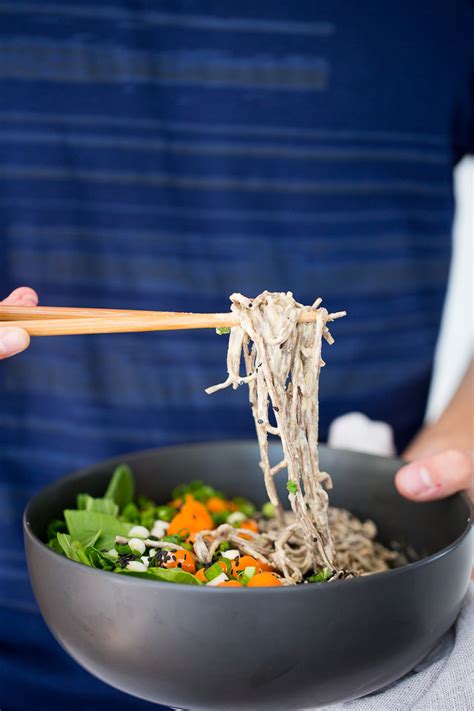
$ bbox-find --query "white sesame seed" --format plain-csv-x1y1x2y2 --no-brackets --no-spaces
151,521,170,538
126,561,148,573
128,538,146,555
128,525,150,539
153,520,170,530
206,572,229,586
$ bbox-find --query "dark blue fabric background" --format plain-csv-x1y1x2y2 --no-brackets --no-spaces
0,1,473,709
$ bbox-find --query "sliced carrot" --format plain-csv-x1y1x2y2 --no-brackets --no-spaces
231,555,262,577
160,549,196,574
247,572,283,587
196,561,227,582
238,518,259,540
217,580,243,587
206,497,230,514
168,498,214,535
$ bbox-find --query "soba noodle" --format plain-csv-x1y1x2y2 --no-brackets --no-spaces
203,291,398,584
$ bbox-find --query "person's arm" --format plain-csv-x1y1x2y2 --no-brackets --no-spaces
0,287,38,359
395,360,474,501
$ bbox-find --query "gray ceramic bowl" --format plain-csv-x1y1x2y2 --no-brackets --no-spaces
24,442,472,710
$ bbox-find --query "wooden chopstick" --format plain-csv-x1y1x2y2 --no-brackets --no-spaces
0,305,346,336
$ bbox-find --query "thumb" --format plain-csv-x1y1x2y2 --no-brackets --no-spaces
395,449,473,502
0,327,31,359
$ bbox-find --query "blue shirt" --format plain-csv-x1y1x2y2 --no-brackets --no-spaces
1,1,473,708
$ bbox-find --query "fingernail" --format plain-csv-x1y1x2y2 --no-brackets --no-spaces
0,328,29,357
401,466,436,497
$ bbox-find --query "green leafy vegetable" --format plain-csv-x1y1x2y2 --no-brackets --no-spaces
232,497,256,517
64,510,131,550
76,493,88,510
139,507,155,530
86,548,118,570
211,510,231,526
104,464,134,511
117,567,202,585
76,494,119,516
171,480,223,503
121,502,140,523
47,537,63,554
160,534,193,551
137,494,155,509
215,326,230,335
286,481,298,495
46,518,67,540
57,533,92,566
308,567,332,583
155,505,177,522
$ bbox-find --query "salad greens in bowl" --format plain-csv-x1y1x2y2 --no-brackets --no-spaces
46,463,283,588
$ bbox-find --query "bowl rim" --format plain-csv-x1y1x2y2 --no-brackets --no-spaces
23,442,473,595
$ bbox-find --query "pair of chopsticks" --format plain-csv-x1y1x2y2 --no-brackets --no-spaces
0,305,346,336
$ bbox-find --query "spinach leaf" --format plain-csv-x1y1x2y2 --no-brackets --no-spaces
104,464,134,511
57,533,92,566
76,494,119,516
121,502,140,524
117,567,202,585
171,480,223,503
86,547,117,570
64,510,131,550
46,518,67,540
47,537,63,554
232,497,256,517
81,529,102,548
137,494,155,509
76,493,88,510
155,505,176,522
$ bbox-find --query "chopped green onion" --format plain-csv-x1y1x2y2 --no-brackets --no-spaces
211,510,232,526
262,502,275,518
308,567,332,583
121,502,140,524
205,562,226,582
218,541,231,552
232,497,256,517
227,511,246,526
155,505,177,522
239,566,257,586
286,481,298,495
161,534,186,546
216,556,232,574
215,327,231,335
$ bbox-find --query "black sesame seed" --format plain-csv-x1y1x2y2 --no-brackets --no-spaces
118,554,135,568
177,562,182,568
257,419,263,424
273,406,280,412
